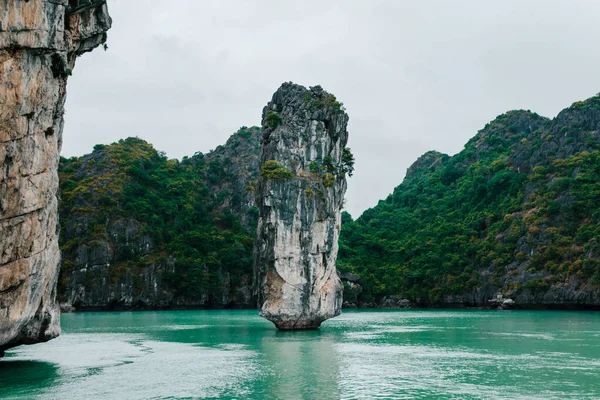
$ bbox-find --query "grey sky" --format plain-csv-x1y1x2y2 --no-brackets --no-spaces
63,0,600,218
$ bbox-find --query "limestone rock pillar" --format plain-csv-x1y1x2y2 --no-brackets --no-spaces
254,83,350,329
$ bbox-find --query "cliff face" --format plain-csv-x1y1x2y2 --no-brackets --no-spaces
254,83,350,329
58,129,260,310
203,127,261,228
0,0,111,355
339,94,600,309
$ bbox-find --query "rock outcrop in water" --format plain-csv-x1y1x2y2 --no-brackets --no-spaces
254,83,350,329
0,0,111,356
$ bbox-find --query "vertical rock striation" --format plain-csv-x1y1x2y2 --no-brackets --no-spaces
254,83,349,329
0,0,111,356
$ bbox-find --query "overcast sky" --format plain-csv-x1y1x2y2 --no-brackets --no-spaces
63,0,600,218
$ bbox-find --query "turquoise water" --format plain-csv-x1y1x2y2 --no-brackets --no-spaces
2,309,600,399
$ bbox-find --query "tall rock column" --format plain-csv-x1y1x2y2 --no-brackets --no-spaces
254,83,350,329
0,0,111,356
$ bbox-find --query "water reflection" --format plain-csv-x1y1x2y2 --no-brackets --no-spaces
0,360,59,396
259,330,342,400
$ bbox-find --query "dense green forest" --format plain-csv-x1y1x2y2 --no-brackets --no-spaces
338,94,600,306
58,127,260,308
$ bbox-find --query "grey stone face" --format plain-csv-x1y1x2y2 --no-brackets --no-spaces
254,82,349,330
0,0,111,356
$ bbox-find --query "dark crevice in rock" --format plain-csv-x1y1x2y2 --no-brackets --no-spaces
50,53,65,78
0,241,49,269
3,153,11,181
0,279,25,295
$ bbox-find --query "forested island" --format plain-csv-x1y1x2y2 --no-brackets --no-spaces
58,93,600,310
339,94,600,308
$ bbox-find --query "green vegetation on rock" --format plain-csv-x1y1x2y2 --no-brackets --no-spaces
59,127,262,308
260,160,294,181
265,111,282,129
341,147,355,177
339,94,600,306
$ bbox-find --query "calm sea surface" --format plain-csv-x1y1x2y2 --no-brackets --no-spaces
2,309,600,399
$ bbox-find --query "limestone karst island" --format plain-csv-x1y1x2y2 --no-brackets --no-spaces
2,1,600,399
255,83,350,330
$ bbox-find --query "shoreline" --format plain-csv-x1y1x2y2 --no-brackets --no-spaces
60,303,600,313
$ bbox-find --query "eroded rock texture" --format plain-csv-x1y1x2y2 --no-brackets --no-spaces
0,0,111,355
255,83,349,329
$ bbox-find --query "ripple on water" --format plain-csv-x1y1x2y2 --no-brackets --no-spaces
161,324,209,331
4,310,600,399
488,332,555,340
7,333,263,400
336,340,600,399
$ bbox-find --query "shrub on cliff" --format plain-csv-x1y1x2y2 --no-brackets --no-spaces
265,111,282,129
260,160,294,181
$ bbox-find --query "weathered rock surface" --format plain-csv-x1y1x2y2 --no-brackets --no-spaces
254,83,349,329
0,0,111,356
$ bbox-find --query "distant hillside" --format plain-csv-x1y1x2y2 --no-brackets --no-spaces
58,127,260,309
338,94,600,308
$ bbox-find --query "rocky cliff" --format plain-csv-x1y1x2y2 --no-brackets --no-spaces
339,93,600,309
0,0,111,356
254,83,352,329
58,128,261,310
